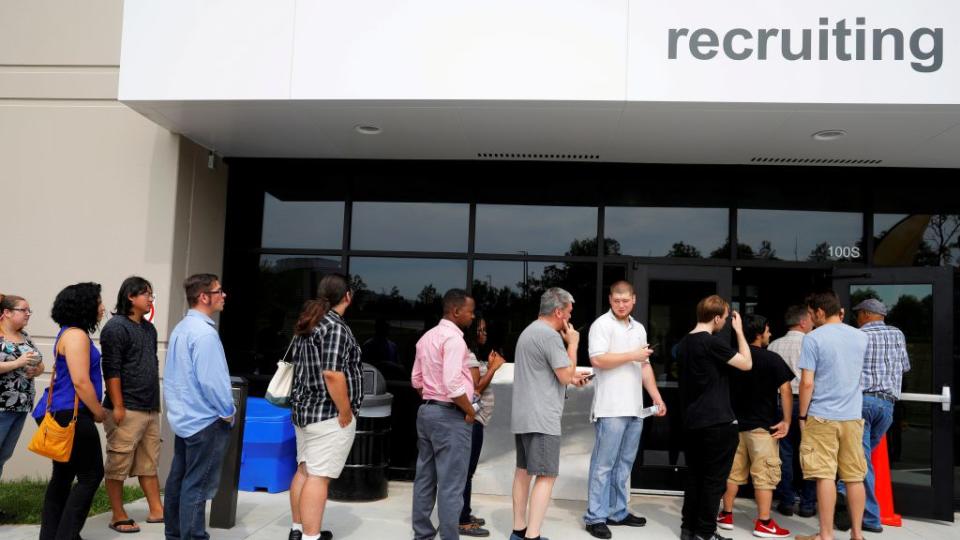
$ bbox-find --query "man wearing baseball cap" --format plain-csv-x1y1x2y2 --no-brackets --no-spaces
835,298,910,534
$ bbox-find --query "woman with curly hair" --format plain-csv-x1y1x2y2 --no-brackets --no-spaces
38,282,108,540
0,294,46,496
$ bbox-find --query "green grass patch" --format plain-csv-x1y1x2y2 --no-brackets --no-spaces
0,478,144,525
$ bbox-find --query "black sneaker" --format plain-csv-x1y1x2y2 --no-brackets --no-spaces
680,529,696,540
797,507,817,518
606,514,646,527
775,502,794,517
834,494,851,532
585,523,612,539
694,534,732,540
862,523,883,533
289,530,302,540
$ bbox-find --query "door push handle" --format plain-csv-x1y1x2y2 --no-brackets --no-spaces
900,386,951,412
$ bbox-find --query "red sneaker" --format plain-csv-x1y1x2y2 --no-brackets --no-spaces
716,511,733,530
753,518,790,538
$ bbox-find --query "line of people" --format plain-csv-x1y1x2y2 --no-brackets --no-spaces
409,285,909,540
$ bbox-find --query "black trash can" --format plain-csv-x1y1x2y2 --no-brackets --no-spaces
329,363,392,501
210,376,248,529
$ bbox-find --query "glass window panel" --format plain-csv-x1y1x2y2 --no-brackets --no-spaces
849,283,934,486
638,279,719,469
874,213,960,267
351,202,468,252
475,204,597,256
473,260,596,365
604,207,728,259
252,254,341,375
738,210,864,262
348,257,467,477
261,193,344,249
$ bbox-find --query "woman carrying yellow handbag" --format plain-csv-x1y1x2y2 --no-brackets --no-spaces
32,283,107,540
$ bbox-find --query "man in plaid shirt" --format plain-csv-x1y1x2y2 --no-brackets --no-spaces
836,298,910,534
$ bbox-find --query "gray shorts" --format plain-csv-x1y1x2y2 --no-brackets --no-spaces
515,433,561,477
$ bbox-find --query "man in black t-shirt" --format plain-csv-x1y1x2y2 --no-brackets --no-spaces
717,315,795,539
676,295,752,540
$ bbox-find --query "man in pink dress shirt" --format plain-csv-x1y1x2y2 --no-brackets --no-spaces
411,289,478,540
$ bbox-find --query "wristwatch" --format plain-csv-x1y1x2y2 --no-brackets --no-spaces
798,415,808,421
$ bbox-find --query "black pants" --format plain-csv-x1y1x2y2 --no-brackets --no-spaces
39,410,105,540
459,422,484,524
681,423,739,537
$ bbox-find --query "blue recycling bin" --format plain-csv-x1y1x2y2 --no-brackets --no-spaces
238,397,297,493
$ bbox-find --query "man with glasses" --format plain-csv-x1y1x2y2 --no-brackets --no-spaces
101,277,164,533
163,274,235,540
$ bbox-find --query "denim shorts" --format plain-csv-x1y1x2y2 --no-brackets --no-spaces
515,432,561,477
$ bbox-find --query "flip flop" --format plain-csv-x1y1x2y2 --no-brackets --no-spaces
145,517,164,524
109,519,141,533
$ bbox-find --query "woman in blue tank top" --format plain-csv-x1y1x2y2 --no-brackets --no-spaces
39,282,108,540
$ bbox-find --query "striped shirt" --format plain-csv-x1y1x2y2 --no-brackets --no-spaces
290,310,363,427
767,330,805,395
860,320,911,399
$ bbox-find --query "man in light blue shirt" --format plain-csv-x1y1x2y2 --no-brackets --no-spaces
163,273,235,540
796,291,868,540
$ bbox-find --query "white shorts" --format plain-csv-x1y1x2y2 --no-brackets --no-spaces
294,416,356,478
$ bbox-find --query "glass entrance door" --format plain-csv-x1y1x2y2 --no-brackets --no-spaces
630,264,732,492
833,267,954,521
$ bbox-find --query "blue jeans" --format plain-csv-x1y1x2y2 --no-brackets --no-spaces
838,396,894,528
774,396,816,511
584,416,644,525
412,403,471,540
0,411,27,479
164,419,232,540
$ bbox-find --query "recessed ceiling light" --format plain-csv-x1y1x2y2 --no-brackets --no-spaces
812,129,847,141
355,125,382,135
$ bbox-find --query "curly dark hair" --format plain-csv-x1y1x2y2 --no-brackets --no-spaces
51,282,102,333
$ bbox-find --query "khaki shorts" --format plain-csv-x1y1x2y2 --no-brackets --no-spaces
727,428,782,490
800,417,867,483
295,416,356,478
104,409,162,480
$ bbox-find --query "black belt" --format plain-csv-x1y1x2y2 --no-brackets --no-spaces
864,391,896,403
423,399,458,409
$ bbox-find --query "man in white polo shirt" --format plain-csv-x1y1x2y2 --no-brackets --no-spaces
582,281,666,539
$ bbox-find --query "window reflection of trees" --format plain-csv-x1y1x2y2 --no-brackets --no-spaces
875,214,960,267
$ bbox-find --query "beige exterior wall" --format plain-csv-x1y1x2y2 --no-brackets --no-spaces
0,0,228,480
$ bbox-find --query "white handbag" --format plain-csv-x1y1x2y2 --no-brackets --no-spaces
265,339,295,408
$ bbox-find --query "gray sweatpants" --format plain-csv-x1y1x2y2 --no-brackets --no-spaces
411,402,472,540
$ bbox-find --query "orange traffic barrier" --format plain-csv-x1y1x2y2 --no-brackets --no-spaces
871,435,902,527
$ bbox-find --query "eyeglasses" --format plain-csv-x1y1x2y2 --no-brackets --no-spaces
204,289,226,296
10,308,32,314
140,292,156,301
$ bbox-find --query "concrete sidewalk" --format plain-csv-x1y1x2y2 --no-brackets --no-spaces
2,482,956,540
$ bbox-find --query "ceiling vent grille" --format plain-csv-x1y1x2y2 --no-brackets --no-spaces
477,152,600,161
750,157,883,166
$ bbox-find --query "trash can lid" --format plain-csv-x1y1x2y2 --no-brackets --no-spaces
245,397,292,422
359,393,393,410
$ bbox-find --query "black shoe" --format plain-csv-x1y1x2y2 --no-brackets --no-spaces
586,523,612,539
694,534,731,540
862,523,883,533
468,515,486,526
458,522,490,537
834,492,851,531
289,530,302,540
606,514,646,527
680,529,696,540
775,502,794,517
797,507,817,518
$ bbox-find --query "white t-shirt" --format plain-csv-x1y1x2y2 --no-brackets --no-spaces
588,310,647,421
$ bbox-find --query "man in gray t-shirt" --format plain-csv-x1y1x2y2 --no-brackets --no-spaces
509,288,589,540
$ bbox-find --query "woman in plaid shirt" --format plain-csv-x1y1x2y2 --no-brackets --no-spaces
287,273,363,540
